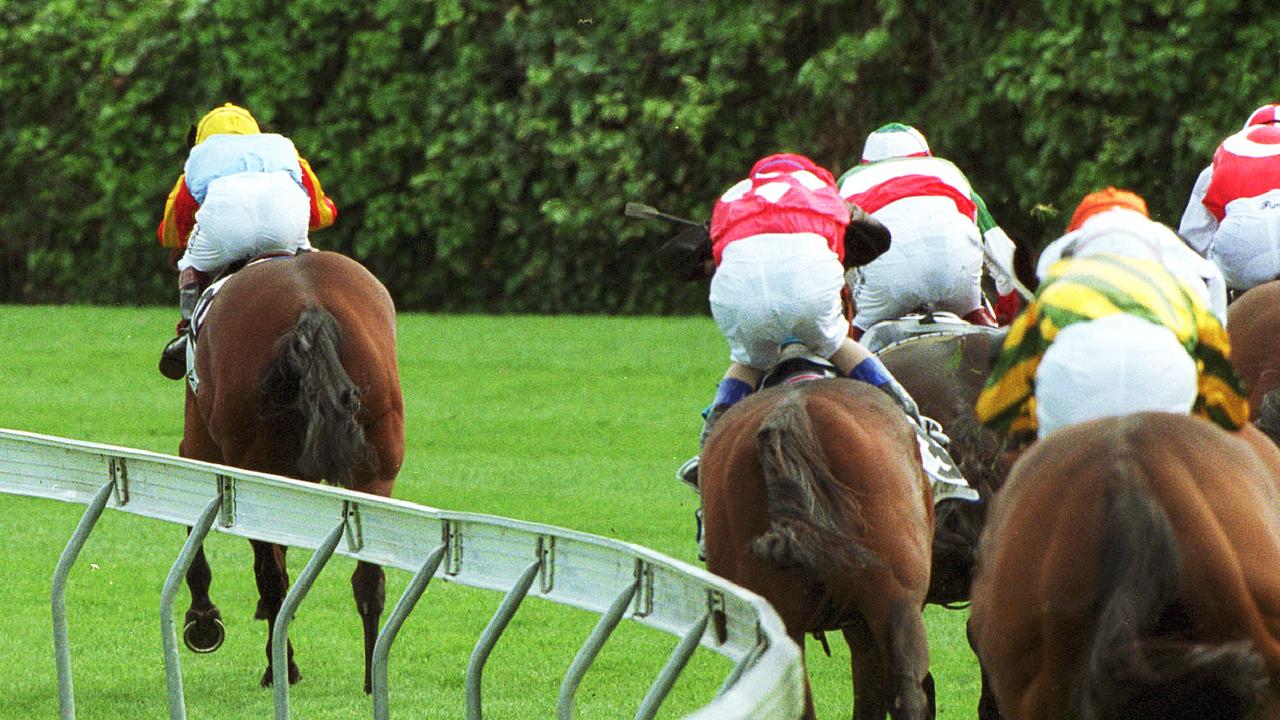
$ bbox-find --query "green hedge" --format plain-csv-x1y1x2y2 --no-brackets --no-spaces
1,0,1272,312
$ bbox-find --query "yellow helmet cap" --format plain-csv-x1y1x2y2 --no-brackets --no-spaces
194,103,261,145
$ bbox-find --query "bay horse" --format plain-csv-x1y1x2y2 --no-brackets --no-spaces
178,250,404,692
968,413,1280,720
700,378,935,719
1228,278,1280,418
878,327,1010,606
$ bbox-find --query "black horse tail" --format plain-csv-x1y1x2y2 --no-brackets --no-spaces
259,306,369,488
1254,386,1280,448
1075,467,1270,720
750,390,882,576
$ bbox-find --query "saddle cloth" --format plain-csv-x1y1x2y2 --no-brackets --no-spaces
184,254,296,393
861,311,1004,355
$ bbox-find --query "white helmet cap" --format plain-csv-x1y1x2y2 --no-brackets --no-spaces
861,123,931,163
1035,314,1197,439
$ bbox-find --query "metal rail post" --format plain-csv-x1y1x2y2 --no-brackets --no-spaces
51,480,115,720
634,612,710,720
466,558,542,720
159,494,223,720
556,578,640,719
371,543,448,720
272,520,346,720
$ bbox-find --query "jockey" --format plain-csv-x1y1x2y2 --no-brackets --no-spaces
156,103,338,380
975,253,1247,449
1038,187,1229,325
680,152,948,490
1179,103,1280,293
837,123,1022,335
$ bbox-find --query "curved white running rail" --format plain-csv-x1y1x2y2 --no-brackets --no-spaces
0,428,803,719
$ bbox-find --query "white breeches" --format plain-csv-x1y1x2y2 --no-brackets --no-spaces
710,233,848,369
1035,313,1197,439
178,171,312,274
1210,192,1280,291
851,199,984,330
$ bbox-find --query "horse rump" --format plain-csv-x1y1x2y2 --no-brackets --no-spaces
1076,477,1272,720
750,390,882,575
258,305,370,487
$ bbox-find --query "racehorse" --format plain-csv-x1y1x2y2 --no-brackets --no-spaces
700,378,935,719
177,250,404,692
876,322,1010,606
968,413,1280,720
1228,278,1280,416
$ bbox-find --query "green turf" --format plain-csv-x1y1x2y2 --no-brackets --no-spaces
0,304,981,718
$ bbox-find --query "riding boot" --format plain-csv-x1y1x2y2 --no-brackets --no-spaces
159,268,210,380
677,403,732,492
962,306,999,328
679,375,755,561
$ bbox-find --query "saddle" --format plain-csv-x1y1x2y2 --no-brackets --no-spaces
760,343,838,389
860,311,1005,355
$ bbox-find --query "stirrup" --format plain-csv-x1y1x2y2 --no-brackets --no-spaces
676,456,700,492
695,508,706,562
159,335,187,381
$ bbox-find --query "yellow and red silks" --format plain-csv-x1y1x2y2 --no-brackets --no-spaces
156,157,337,249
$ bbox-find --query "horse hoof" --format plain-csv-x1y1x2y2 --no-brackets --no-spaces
182,617,225,653
261,664,302,687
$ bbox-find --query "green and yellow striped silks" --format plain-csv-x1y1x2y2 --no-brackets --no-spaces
975,253,1247,446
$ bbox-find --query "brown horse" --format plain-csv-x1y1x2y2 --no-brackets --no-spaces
1229,278,1280,418
969,413,1280,720
879,328,1010,605
700,379,935,719
178,250,404,692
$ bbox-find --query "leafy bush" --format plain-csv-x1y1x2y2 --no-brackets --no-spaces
1,0,1268,311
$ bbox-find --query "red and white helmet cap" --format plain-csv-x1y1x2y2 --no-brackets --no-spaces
861,123,931,163
1244,104,1280,128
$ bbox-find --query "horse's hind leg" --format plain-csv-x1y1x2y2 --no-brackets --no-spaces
883,600,932,720
180,402,226,654
182,542,225,652
350,409,399,693
846,600,932,720
352,560,386,694
251,539,300,687
844,616,890,720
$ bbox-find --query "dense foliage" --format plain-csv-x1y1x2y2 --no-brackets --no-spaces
2,0,1274,312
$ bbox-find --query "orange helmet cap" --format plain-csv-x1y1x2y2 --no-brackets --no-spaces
1066,187,1149,232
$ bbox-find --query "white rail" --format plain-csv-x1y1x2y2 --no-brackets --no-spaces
0,428,803,719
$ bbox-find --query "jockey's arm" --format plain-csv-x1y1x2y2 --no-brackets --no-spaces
1177,165,1217,256
158,175,198,250
298,157,338,230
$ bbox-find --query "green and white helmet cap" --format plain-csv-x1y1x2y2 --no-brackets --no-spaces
861,123,931,163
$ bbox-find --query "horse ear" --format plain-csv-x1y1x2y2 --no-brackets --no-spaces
185,124,198,149
843,206,892,267
657,224,713,281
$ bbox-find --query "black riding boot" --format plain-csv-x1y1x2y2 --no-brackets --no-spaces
159,268,209,380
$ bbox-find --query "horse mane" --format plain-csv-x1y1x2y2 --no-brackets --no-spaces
258,306,371,487
749,387,882,576
1072,431,1271,720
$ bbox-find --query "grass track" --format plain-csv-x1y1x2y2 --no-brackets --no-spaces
0,305,980,718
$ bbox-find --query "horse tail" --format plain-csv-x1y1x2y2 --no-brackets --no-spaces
1075,466,1269,720
750,390,881,576
259,306,369,488
1254,386,1280,448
